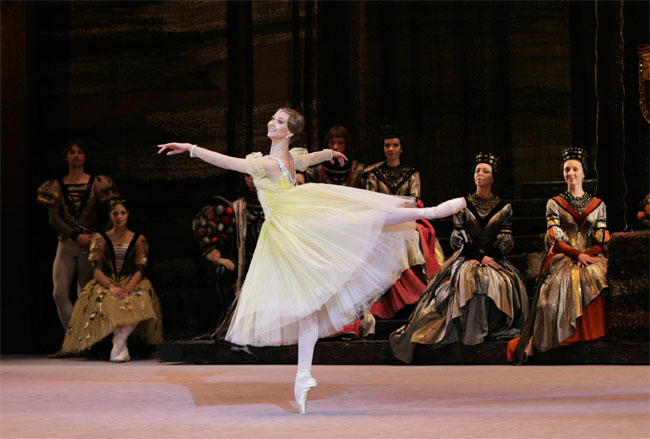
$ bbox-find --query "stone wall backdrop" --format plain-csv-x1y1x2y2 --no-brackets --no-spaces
2,0,648,353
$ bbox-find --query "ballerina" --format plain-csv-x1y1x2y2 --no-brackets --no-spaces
158,107,466,413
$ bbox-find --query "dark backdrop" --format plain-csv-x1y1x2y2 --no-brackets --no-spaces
2,1,647,354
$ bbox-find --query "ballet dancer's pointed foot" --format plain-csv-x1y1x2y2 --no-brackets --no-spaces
422,197,466,219
294,369,318,414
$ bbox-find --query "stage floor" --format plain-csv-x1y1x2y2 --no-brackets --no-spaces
1,357,648,438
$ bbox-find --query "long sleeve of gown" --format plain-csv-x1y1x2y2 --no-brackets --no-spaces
486,204,514,258
451,209,476,257
585,202,609,256
546,199,581,260
408,171,421,199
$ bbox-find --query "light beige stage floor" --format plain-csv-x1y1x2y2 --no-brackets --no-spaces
1,357,648,439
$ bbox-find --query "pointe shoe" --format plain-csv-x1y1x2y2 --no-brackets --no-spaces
294,370,318,414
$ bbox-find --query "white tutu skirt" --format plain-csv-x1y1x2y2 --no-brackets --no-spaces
225,181,417,346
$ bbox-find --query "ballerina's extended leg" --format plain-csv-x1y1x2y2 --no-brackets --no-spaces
295,316,319,414
384,197,466,225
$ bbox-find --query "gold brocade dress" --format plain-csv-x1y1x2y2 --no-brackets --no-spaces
391,195,529,364
507,195,609,362
532,195,608,351
59,232,163,354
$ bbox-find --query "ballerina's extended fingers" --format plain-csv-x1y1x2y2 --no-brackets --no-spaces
331,152,348,166
157,143,190,155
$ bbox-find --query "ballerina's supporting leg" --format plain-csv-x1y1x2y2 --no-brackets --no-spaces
295,315,319,414
384,197,466,226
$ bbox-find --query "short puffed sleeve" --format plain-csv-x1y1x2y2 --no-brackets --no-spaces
134,235,149,269
36,180,62,207
92,175,120,204
245,152,265,178
289,148,310,172
88,233,106,269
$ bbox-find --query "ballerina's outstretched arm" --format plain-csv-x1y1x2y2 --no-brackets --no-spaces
304,149,348,167
384,197,467,225
157,142,249,174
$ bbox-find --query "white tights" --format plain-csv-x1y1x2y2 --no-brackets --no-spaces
293,198,466,371
297,315,319,372
384,197,466,226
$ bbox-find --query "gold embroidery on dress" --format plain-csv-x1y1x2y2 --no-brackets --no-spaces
373,164,416,195
467,193,500,219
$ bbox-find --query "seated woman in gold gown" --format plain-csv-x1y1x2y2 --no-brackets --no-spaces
391,153,529,363
508,147,609,363
59,199,163,362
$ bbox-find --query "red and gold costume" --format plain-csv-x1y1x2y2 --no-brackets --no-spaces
508,193,609,361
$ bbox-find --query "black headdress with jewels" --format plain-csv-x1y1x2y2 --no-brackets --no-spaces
561,147,589,175
475,152,500,174
380,124,404,141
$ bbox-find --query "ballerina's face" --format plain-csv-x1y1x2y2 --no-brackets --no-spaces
563,159,584,187
267,110,294,141
474,163,494,189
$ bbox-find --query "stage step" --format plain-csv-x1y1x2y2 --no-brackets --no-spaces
156,339,649,365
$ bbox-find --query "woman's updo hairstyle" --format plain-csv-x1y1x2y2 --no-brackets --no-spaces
277,107,305,144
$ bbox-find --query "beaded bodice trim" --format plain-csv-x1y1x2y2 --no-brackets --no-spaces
269,156,297,185
559,191,593,214
467,193,501,219
372,163,415,195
